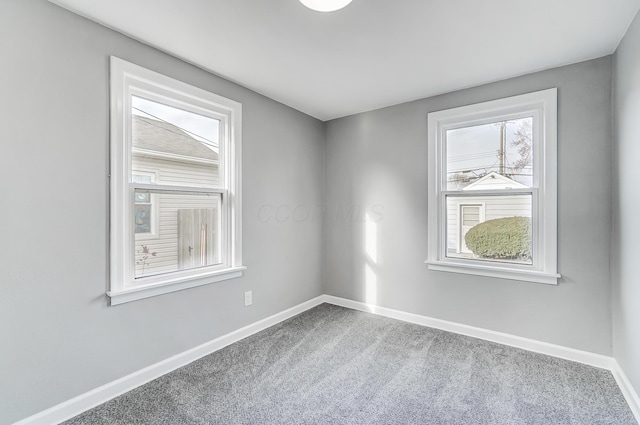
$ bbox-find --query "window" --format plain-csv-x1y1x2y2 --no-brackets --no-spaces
132,172,157,237
109,57,243,305
426,89,559,284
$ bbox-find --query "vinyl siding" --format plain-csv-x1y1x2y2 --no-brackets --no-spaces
133,154,219,278
447,195,531,253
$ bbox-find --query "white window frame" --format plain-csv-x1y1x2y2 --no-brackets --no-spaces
109,57,244,305
426,88,560,285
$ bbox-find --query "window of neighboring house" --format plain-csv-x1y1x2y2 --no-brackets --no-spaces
109,57,244,305
132,173,157,238
426,88,560,284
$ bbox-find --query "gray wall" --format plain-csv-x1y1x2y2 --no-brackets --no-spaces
1,1,633,423
613,10,640,402
0,1,324,423
324,57,613,355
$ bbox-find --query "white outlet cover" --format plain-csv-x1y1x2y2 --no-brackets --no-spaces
244,291,252,306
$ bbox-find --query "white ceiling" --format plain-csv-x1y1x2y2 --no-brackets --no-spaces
50,0,640,121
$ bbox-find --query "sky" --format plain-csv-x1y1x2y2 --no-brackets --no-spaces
446,117,533,188
132,95,220,151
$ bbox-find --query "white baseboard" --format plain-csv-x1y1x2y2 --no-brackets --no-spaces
612,359,640,422
13,294,640,425
13,295,325,425
323,295,640,423
322,295,613,369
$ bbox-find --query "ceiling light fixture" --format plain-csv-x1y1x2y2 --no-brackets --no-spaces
300,0,352,12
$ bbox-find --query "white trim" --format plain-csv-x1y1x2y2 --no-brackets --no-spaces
13,294,640,424
444,188,533,197
109,56,243,302
12,296,326,425
323,297,638,421
427,88,558,284
108,266,247,306
612,359,640,423
129,183,226,194
425,260,560,285
323,295,612,369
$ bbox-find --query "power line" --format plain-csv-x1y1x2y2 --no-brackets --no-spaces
132,107,219,147
448,151,496,159
447,165,532,176
446,165,497,174
447,153,496,163
134,116,199,146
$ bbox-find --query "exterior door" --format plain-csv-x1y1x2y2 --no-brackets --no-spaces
460,204,481,254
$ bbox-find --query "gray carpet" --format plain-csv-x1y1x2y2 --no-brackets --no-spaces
64,304,637,424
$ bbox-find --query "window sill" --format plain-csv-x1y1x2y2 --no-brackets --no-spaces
108,266,246,306
425,260,560,285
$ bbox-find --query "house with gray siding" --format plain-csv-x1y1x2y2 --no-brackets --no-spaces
132,115,220,277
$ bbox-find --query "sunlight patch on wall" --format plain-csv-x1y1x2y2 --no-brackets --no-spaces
365,213,378,307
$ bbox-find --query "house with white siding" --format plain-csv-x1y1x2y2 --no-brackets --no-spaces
447,172,531,256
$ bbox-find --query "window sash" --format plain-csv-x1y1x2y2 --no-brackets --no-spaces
130,188,227,285
125,95,229,285
440,190,538,269
441,189,534,197
126,89,228,192
126,189,230,285
439,109,542,193
130,183,226,195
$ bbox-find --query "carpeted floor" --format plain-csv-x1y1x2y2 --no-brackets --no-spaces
64,304,637,424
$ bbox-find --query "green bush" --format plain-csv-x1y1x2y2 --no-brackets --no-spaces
465,216,531,261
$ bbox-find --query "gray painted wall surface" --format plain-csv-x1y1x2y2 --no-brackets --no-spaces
0,1,324,423
1,1,632,423
613,10,640,402
324,57,613,355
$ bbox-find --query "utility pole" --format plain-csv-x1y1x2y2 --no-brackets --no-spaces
498,122,506,175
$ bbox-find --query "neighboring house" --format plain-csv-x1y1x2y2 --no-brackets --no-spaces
447,172,531,256
131,115,220,278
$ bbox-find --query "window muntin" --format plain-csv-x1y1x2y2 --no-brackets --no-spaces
109,57,243,305
427,89,558,285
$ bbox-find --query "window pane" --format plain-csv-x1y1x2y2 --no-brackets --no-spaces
131,95,220,188
446,194,532,265
134,204,152,233
446,117,533,190
132,174,152,184
134,190,222,280
135,192,150,203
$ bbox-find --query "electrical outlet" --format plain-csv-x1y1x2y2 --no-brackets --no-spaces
244,291,253,306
